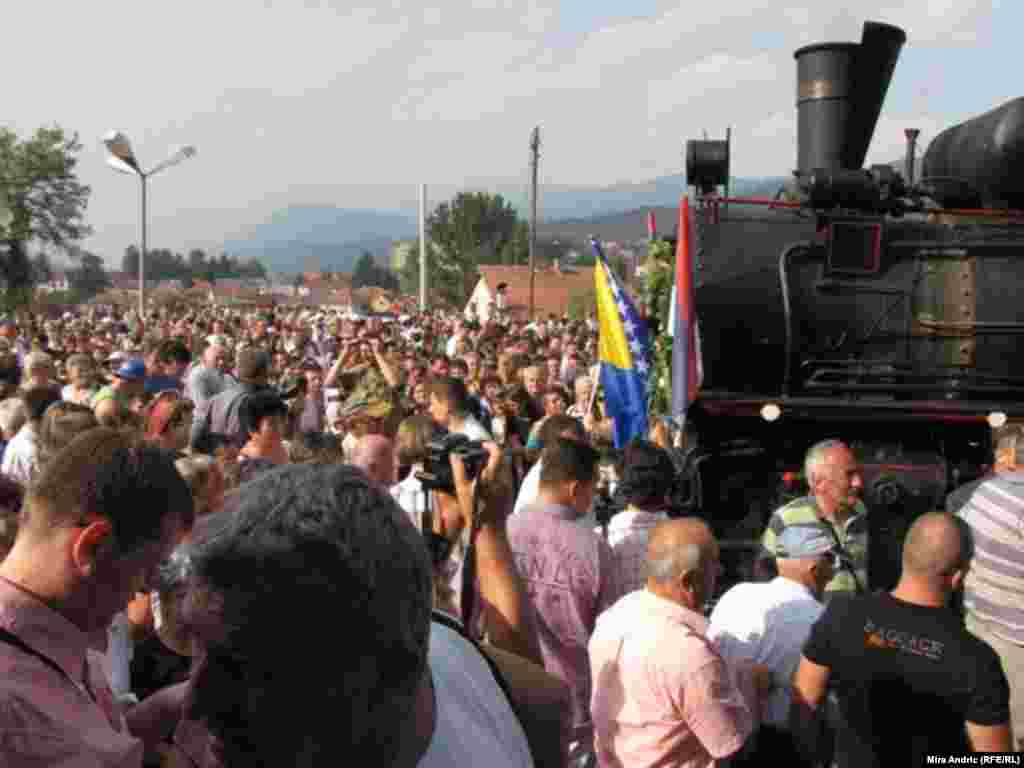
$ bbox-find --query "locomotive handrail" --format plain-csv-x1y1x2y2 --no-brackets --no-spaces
779,241,816,396
803,363,1024,384
803,378,1024,397
815,278,909,295
915,318,1024,333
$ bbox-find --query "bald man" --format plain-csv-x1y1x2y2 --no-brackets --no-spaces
791,512,1012,766
352,434,397,490
589,519,756,768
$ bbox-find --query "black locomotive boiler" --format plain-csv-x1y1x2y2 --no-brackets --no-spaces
676,21,1024,592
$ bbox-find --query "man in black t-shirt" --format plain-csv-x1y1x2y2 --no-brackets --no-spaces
790,512,1012,766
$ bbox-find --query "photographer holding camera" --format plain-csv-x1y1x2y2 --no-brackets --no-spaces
426,436,574,768
427,376,492,442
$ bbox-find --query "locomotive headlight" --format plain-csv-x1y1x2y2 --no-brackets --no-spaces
761,403,782,422
988,411,1008,429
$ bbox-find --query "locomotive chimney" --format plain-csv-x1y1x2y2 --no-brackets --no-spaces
795,21,906,175
904,128,920,187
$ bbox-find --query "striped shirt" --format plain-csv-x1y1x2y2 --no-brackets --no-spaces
761,495,869,595
958,471,1024,645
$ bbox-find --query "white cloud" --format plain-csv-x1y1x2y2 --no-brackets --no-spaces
0,0,1003,261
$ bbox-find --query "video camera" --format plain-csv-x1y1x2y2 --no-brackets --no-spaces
415,432,489,494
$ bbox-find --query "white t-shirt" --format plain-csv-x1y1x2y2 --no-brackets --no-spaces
512,461,542,517
418,622,533,768
61,383,97,406
707,577,825,728
392,464,428,531
452,415,492,443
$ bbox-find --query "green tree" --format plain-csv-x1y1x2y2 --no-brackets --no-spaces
0,126,91,303
31,251,52,284
400,239,460,305
640,238,676,419
352,250,399,291
426,191,524,303
237,257,266,279
352,251,376,288
65,248,110,301
499,220,529,265
187,248,207,272
122,246,140,276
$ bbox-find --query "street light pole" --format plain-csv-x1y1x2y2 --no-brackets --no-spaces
528,126,540,320
139,174,147,318
103,132,196,321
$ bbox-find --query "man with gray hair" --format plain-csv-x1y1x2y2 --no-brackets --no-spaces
709,523,838,766
761,439,868,597
191,347,273,452
590,518,759,768
957,422,1024,750
184,336,229,409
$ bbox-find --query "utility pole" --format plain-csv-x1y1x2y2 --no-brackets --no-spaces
419,183,427,311
528,126,540,321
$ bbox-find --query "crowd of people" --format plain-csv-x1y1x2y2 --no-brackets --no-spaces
0,302,1018,767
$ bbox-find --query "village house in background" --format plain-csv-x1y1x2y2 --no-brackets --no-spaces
465,262,593,322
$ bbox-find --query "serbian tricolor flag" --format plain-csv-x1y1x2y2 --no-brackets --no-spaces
671,196,702,421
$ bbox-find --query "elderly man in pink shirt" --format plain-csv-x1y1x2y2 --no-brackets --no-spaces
0,428,190,766
589,518,760,768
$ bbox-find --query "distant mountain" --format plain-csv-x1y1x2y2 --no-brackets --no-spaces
519,175,788,221
539,177,789,244
224,207,415,273
224,176,789,273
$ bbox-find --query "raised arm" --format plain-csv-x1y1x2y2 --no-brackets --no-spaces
323,342,353,389
371,339,401,389
451,444,542,666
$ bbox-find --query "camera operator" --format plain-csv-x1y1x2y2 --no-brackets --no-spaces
427,376,492,442
414,434,535,655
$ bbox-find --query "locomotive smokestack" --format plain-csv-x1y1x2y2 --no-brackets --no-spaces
795,21,906,175
904,128,920,187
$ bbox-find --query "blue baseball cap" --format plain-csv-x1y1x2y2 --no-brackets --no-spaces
113,358,146,381
776,523,836,559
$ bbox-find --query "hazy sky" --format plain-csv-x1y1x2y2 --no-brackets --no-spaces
4,0,1014,262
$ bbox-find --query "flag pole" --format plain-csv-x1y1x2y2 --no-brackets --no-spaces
419,183,428,311
528,126,540,320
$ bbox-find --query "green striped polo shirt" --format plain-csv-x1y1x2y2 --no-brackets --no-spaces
761,495,869,595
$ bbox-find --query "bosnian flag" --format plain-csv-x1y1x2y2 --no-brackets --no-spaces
671,196,702,421
593,238,651,447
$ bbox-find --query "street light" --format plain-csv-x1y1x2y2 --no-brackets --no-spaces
103,131,197,318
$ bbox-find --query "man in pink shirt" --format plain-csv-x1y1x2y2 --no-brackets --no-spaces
508,437,620,766
0,428,191,766
589,518,756,768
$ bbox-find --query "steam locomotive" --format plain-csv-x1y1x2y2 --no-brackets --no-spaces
677,21,1024,591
